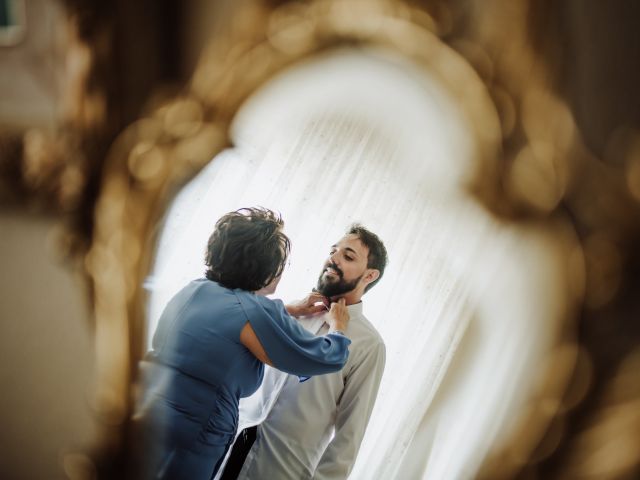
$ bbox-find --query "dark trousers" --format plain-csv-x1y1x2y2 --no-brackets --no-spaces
219,426,258,480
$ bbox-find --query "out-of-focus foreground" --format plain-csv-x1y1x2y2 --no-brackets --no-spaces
0,1,638,479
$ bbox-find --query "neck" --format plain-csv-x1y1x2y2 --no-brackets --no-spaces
330,290,363,306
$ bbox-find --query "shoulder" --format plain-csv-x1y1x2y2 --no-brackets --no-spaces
241,292,287,314
185,278,226,296
351,314,385,349
345,317,385,370
184,278,240,306
168,278,215,306
236,292,291,327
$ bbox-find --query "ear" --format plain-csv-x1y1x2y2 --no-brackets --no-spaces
362,268,380,287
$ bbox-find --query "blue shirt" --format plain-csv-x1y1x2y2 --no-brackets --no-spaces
135,279,350,479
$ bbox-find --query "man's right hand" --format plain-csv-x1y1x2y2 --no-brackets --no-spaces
328,298,349,333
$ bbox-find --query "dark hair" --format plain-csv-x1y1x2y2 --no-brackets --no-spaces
205,207,291,291
348,224,388,293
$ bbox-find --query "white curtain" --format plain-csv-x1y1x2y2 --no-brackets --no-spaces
146,48,569,478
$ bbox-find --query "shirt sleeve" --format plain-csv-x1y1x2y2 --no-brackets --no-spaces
314,339,386,480
236,292,351,377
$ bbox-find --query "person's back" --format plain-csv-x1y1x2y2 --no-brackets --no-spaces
137,279,267,477
150,279,263,395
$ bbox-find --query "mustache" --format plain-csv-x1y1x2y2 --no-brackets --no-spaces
324,262,343,278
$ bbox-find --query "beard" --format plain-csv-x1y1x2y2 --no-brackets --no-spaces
315,263,362,298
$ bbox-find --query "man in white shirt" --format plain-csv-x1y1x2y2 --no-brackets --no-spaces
230,224,388,479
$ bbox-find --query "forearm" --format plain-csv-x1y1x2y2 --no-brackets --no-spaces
285,303,303,317
239,322,274,366
314,437,358,480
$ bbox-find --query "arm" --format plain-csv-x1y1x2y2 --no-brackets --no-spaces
239,322,274,366
236,292,351,377
314,340,386,480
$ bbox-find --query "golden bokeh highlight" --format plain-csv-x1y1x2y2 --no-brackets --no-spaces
162,98,204,139
582,233,623,309
559,348,640,479
127,142,166,183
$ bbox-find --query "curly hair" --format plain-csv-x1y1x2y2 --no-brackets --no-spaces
204,208,291,291
348,224,388,293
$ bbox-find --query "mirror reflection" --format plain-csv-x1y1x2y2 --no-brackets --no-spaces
143,48,575,478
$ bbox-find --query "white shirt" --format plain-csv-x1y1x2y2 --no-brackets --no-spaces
237,302,385,479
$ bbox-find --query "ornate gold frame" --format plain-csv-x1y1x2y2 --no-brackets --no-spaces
86,0,582,476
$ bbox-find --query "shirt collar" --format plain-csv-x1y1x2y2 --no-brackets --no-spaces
345,301,364,318
306,302,365,334
322,301,363,324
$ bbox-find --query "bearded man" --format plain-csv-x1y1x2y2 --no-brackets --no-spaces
221,224,387,480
